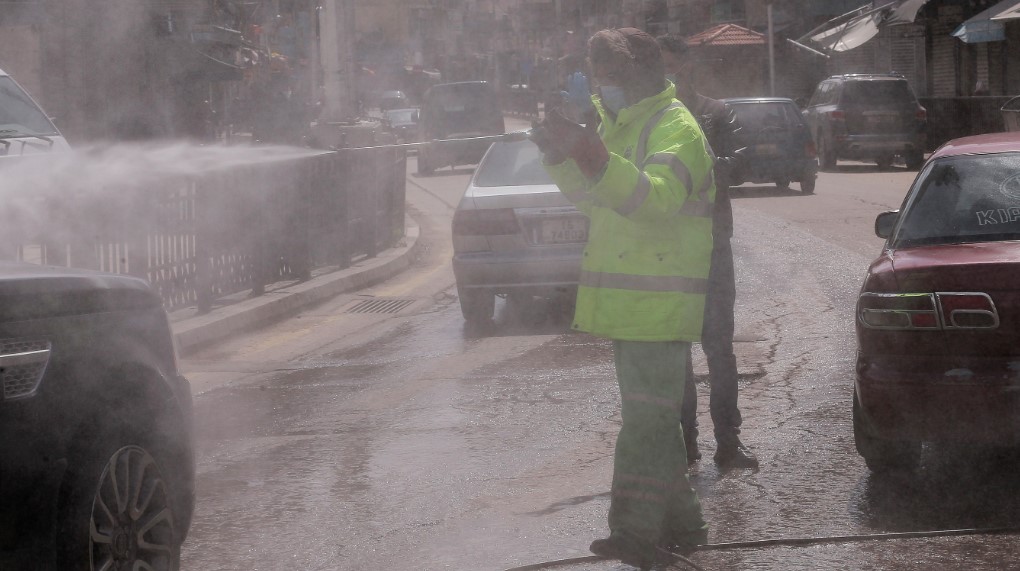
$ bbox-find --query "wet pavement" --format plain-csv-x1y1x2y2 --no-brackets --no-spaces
178,160,1020,570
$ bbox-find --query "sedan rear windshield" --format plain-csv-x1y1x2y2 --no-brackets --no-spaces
730,101,804,130
893,152,1020,248
473,140,554,187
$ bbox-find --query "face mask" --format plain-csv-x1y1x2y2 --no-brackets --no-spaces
599,85,628,113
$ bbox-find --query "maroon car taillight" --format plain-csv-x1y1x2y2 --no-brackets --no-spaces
452,208,519,235
858,292,999,330
859,292,938,330
916,107,927,122
805,140,817,158
937,292,999,329
828,110,845,121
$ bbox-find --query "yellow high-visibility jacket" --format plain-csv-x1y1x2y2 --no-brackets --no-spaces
544,83,716,341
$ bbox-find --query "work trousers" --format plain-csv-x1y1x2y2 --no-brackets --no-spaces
609,340,708,547
682,187,743,445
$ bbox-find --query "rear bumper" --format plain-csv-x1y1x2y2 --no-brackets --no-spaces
736,156,817,184
836,134,925,159
453,248,582,294
856,354,1020,444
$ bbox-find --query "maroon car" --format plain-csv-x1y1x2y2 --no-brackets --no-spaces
855,132,1020,473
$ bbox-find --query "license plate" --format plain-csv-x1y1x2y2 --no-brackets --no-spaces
755,143,780,155
540,217,588,244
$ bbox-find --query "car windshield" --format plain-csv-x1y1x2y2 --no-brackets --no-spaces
842,80,915,108
385,109,418,123
0,76,59,137
472,140,554,187
730,101,802,130
893,152,1020,248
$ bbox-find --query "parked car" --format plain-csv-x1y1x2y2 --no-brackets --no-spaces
723,97,818,193
452,139,586,325
802,73,927,171
417,81,505,175
381,107,420,144
378,90,409,111
0,262,194,569
0,67,70,158
854,131,1020,473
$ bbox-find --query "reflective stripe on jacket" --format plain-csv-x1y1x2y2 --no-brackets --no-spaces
545,83,716,341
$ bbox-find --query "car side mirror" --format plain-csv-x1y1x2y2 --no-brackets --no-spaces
875,210,900,239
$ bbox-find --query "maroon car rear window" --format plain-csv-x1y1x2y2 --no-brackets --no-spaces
894,152,1020,247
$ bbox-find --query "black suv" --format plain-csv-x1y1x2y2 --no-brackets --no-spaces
0,262,194,570
417,81,505,174
803,74,927,170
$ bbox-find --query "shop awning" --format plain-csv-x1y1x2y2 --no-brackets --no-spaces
991,1,1020,21
952,0,1016,43
798,1,931,54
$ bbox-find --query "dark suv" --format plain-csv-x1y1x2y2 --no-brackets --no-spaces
0,262,194,570
803,74,927,171
417,81,505,174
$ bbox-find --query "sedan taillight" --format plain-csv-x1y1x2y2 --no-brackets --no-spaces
858,292,999,330
828,110,845,121
452,208,519,235
916,107,927,122
938,292,999,329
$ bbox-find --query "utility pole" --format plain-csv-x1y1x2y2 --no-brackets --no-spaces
313,0,378,148
318,0,357,123
767,3,775,96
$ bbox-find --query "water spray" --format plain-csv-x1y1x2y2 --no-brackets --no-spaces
334,130,532,152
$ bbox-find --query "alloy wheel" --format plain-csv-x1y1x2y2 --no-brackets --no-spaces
89,445,177,571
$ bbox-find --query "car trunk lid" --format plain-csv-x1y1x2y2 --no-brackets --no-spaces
889,242,1020,358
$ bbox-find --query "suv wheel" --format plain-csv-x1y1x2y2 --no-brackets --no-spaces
875,155,894,171
904,150,925,170
853,391,920,474
59,429,181,571
775,179,790,190
817,136,836,171
457,284,494,325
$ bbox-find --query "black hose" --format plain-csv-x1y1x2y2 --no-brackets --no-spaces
696,525,1020,551
501,526,1020,571
500,553,706,571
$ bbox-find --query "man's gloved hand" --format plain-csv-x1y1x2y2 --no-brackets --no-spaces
531,108,609,180
715,146,747,185
529,119,569,165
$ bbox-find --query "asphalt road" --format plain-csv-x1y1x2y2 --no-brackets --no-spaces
179,137,1020,570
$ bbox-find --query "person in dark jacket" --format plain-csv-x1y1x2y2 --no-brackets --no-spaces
658,33,759,470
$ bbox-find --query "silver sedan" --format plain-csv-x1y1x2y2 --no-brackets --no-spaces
451,140,587,325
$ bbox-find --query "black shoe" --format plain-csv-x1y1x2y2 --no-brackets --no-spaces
590,537,672,570
714,439,759,470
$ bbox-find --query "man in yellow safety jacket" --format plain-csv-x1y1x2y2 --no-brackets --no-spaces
530,27,713,569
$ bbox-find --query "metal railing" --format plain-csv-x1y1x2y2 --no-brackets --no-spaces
5,146,406,313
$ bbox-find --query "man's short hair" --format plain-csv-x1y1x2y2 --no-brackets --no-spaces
587,28,663,94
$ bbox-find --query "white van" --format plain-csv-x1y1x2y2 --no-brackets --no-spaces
0,67,70,155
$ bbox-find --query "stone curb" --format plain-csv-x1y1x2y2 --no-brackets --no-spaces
171,215,421,356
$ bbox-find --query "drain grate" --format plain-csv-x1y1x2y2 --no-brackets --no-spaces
345,298,416,314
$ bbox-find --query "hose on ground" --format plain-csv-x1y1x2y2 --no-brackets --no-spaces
501,525,1020,571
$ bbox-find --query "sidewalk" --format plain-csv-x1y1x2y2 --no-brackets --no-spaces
168,215,421,356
